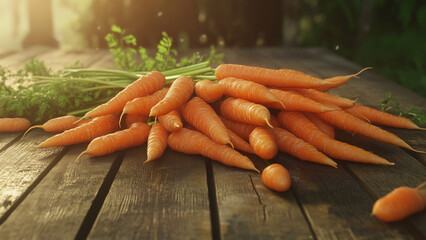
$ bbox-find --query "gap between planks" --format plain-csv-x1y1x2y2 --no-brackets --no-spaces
205,158,221,240
74,151,125,240
0,146,69,225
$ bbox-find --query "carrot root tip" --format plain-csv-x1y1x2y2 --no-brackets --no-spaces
75,151,88,162
20,125,40,140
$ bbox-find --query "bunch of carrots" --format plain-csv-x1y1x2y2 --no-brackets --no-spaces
1,63,425,222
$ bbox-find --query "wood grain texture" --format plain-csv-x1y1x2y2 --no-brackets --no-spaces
0,133,21,152
88,147,212,240
0,46,52,69
0,143,117,239
275,153,415,240
213,158,313,240
0,130,64,218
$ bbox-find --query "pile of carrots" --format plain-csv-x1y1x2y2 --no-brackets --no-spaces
1,63,425,222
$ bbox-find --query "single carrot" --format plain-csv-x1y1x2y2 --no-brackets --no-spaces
261,163,291,192
288,88,356,109
124,114,149,128
249,127,278,160
227,128,255,154
215,64,332,88
35,114,120,148
344,106,371,123
149,76,194,117
168,127,259,172
220,116,257,142
0,118,31,132
146,122,169,162
82,71,165,119
346,105,424,130
78,122,150,158
277,111,394,165
372,182,426,222
315,67,372,91
304,112,335,139
182,96,232,146
195,80,224,103
21,115,79,139
219,77,283,106
158,110,183,133
272,127,337,167
266,88,339,112
219,97,273,128
316,105,420,152
121,87,168,116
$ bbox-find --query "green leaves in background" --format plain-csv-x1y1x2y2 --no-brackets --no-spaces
105,25,223,72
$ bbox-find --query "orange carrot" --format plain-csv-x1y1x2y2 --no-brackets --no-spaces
227,128,255,154
0,118,31,132
123,114,149,128
21,115,79,139
149,76,194,117
372,182,426,222
261,163,291,192
219,77,283,106
344,106,371,123
272,127,337,167
81,71,165,119
78,122,150,158
315,67,372,91
220,116,257,142
304,112,335,138
35,114,120,148
278,111,394,165
270,114,281,128
215,64,332,88
289,88,356,109
346,105,424,130
146,123,169,162
219,97,273,127
195,80,224,103
121,87,168,116
249,127,278,160
316,105,419,152
168,127,259,172
158,110,183,133
182,96,232,146
266,88,339,112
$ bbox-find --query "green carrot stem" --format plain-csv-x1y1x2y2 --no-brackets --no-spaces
193,75,217,81
63,69,140,79
165,67,213,82
82,85,125,92
162,61,209,76
32,76,128,88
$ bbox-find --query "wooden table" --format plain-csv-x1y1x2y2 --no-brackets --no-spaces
0,47,425,240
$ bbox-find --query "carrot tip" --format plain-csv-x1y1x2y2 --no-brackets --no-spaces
118,112,125,128
20,125,40,140
266,119,274,129
75,151,88,162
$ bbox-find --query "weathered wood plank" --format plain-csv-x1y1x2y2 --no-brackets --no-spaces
212,158,314,240
0,133,21,152
276,153,414,240
35,49,106,71
0,143,117,239
335,131,426,237
88,147,212,240
0,130,64,219
0,46,53,70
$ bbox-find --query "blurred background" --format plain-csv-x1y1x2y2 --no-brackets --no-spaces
0,0,425,96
